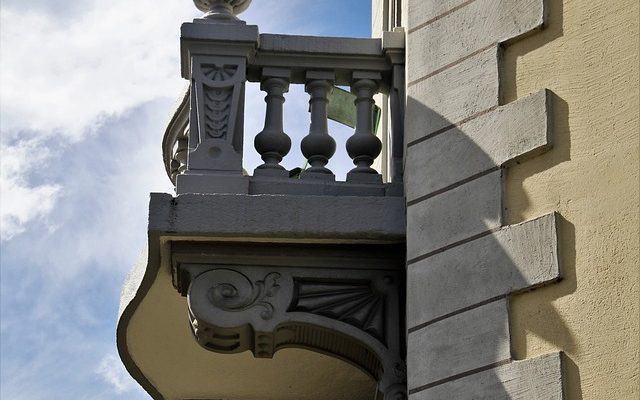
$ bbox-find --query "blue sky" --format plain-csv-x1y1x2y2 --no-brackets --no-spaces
0,1,371,398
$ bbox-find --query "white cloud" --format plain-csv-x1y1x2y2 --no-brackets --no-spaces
0,1,372,399
0,0,197,140
0,4,376,400
1,100,176,279
97,353,136,394
0,139,62,240
0,0,336,243
0,0,196,241
0,0,316,142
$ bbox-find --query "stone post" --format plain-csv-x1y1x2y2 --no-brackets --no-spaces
176,0,258,194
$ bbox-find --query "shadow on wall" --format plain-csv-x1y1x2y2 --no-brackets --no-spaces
406,93,578,400
502,1,584,398
506,95,584,400
405,1,583,397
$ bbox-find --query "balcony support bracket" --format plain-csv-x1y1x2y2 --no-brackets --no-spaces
173,242,407,400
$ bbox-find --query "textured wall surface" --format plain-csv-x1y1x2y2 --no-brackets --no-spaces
398,0,639,398
502,0,640,398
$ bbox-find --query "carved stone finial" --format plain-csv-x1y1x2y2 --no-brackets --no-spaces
193,0,252,22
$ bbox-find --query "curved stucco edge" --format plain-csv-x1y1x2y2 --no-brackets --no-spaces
115,191,407,399
117,232,165,399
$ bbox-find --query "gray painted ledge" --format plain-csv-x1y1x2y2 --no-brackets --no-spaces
150,192,406,243
117,191,407,400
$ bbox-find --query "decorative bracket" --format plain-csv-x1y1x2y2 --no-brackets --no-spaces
173,244,407,399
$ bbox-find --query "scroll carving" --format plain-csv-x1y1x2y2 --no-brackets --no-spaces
200,269,281,320
189,312,243,352
182,263,406,400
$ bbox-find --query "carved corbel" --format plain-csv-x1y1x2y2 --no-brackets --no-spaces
177,263,407,399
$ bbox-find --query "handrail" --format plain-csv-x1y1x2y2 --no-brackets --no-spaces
248,34,392,86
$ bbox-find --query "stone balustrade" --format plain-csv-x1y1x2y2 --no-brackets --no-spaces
163,1,405,196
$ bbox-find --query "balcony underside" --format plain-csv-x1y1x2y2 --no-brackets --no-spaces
117,192,405,399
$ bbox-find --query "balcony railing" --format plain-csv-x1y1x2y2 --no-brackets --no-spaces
162,6,405,196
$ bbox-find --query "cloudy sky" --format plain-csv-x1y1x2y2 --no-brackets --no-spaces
0,1,371,398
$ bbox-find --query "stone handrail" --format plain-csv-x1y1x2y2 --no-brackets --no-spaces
163,1,405,196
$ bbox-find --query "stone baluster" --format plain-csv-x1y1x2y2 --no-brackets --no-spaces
346,72,383,183
301,72,336,180
171,126,190,182
175,127,189,174
254,68,291,177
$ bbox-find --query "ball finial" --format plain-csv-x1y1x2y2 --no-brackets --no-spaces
193,0,252,21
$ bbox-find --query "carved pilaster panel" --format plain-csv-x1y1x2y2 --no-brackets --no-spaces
188,55,246,173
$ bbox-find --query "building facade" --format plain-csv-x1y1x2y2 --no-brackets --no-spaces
117,0,639,399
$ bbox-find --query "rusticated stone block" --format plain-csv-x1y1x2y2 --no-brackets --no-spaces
406,170,503,261
410,352,565,399
407,299,511,391
405,46,500,144
407,213,559,328
407,0,546,82
406,90,551,202
407,0,471,32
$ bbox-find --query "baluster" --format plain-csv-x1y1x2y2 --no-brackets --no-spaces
301,72,336,180
175,127,189,174
254,68,291,177
170,159,180,182
346,73,383,183
171,127,189,182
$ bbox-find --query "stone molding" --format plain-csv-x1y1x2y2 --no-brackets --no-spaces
148,193,405,241
170,239,408,399
117,192,408,399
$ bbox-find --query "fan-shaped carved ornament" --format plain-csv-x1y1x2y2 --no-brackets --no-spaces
289,279,387,343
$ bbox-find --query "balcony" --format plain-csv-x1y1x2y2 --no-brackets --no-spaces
162,17,405,195
118,1,407,399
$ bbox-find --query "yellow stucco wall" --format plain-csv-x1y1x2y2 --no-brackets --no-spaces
125,247,375,400
502,0,639,398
